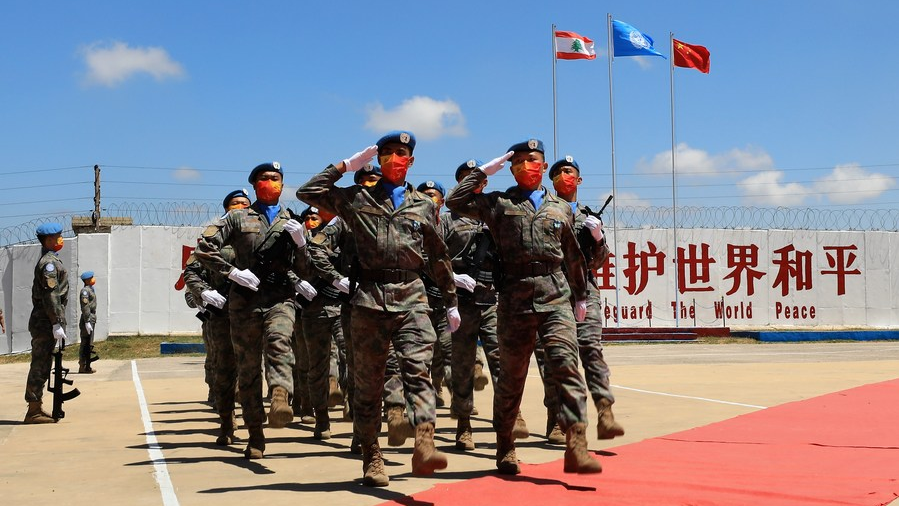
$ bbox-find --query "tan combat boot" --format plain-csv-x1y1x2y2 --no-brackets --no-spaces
563,422,602,474
595,398,625,439
495,438,520,475
244,425,265,459
386,406,414,446
512,411,529,439
362,442,389,487
24,401,55,424
411,422,448,475
314,409,331,440
328,376,343,408
455,417,475,451
473,363,489,391
546,409,565,445
216,411,238,446
268,386,293,428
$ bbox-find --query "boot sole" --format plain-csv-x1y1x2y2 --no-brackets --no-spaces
496,462,521,475
455,440,475,451
411,454,448,476
362,475,389,487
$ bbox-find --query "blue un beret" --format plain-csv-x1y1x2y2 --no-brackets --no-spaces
507,138,545,154
376,131,416,153
548,155,580,179
417,180,446,197
222,189,250,210
81,271,94,281
353,164,382,184
455,159,482,181
248,161,283,184
299,206,320,221
35,222,63,237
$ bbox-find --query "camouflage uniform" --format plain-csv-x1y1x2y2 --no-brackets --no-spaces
78,283,97,369
25,249,68,402
297,165,457,447
446,169,589,446
195,204,310,428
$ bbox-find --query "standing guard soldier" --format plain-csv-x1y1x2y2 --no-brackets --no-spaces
298,131,460,487
23,222,69,424
77,271,98,374
446,139,602,475
195,162,310,459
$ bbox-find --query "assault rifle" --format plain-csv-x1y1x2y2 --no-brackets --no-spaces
234,209,303,297
458,226,495,296
48,339,80,420
578,194,613,267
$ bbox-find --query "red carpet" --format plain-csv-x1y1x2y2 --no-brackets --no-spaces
381,379,899,506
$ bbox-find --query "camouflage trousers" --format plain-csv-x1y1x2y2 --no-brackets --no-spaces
207,312,238,416
302,312,342,412
350,306,437,445
428,300,452,394
450,301,497,418
383,342,404,408
494,305,587,443
230,301,296,427
330,324,346,388
199,320,215,396
78,322,94,367
292,310,310,411
24,316,55,402
340,306,354,416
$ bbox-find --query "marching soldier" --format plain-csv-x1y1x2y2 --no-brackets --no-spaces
446,139,602,475
77,271,98,374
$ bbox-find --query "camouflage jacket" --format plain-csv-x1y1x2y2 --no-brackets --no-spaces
31,249,68,325
184,244,236,309
573,202,611,294
439,211,497,306
297,165,457,312
446,169,588,313
79,285,96,325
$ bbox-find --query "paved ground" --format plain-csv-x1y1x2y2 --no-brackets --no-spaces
2,341,898,506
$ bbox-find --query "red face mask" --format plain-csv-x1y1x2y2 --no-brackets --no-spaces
51,236,64,252
254,180,283,202
512,161,544,188
380,154,411,184
552,173,578,195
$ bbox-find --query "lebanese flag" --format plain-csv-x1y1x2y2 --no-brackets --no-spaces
673,38,710,73
555,30,596,60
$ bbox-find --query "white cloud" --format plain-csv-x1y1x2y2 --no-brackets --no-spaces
812,163,896,204
81,41,185,87
613,191,652,208
173,166,200,181
365,96,467,141
636,143,774,176
737,171,809,206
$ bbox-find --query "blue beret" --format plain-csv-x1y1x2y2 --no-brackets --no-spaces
417,180,446,197
353,164,382,184
376,131,416,153
248,161,282,184
81,271,94,280
299,206,319,220
548,155,580,179
35,222,63,237
455,159,482,181
507,138,545,154
222,188,249,209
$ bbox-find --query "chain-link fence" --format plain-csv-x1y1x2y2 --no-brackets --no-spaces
2,203,898,247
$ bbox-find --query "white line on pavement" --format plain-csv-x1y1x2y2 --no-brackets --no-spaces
611,384,767,409
131,360,180,506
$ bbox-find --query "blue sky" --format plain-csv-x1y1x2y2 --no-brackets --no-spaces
1,0,897,231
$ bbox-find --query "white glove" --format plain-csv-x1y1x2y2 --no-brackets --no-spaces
201,289,227,309
284,219,307,247
479,151,514,176
332,277,351,294
85,322,93,334
295,279,318,301
453,273,476,292
446,306,461,333
52,323,67,346
574,300,588,322
342,145,379,172
584,215,604,242
228,268,260,291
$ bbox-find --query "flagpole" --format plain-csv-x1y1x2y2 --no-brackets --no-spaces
607,13,621,328
670,33,681,328
552,24,559,160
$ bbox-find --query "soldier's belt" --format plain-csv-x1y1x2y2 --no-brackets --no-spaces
358,268,420,284
504,262,562,278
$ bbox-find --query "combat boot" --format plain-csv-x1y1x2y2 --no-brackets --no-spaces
595,398,625,440
512,411,529,439
342,400,353,422
327,376,343,408
267,386,293,428
244,425,265,459
386,406,414,446
314,409,331,440
563,422,602,474
473,363,489,391
216,411,238,446
435,384,446,407
495,438,520,475
23,401,55,424
545,408,565,445
78,363,95,374
455,417,475,451
411,422,448,475
350,434,362,455
362,442,389,487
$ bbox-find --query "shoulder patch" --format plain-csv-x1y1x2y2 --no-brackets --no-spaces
45,263,55,273
202,225,218,238
82,289,89,297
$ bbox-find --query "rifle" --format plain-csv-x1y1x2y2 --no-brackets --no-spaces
234,208,303,298
578,194,614,267
48,340,80,421
458,226,495,296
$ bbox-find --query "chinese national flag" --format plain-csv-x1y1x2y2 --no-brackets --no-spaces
673,39,710,73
